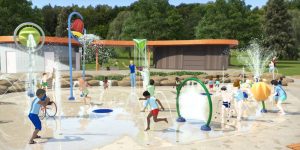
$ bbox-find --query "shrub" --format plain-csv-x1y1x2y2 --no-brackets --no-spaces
94,75,125,81
137,71,206,76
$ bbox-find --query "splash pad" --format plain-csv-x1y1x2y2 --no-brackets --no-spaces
176,77,213,131
237,42,276,112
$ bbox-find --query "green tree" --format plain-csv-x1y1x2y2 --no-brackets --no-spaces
121,0,183,40
74,5,124,38
55,7,71,37
264,0,296,59
88,5,114,38
176,4,207,39
195,0,263,47
289,9,300,56
107,11,132,40
287,0,300,9
32,7,44,31
165,9,184,40
195,1,228,39
0,0,43,35
41,5,60,36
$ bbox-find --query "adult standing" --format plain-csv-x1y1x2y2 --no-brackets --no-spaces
129,60,136,87
270,56,277,79
269,61,275,73
272,56,277,68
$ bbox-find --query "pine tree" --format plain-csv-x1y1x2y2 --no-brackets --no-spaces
264,0,297,59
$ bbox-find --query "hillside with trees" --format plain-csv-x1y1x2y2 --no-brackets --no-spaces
0,0,299,59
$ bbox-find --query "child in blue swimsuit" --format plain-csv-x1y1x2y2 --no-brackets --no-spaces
271,80,287,115
28,89,50,144
233,80,245,121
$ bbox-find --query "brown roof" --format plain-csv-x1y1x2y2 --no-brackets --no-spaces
0,36,238,47
94,39,238,47
0,36,80,46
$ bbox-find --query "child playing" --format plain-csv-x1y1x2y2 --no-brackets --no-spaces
269,61,275,73
81,81,91,104
233,80,245,121
208,77,214,92
220,86,232,122
215,75,220,89
254,76,260,83
139,91,168,131
122,60,136,88
103,77,109,90
41,73,49,91
244,79,253,88
147,79,155,97
271,80,287,115
175,77,181,90
278,77,283,85
28,89,50,144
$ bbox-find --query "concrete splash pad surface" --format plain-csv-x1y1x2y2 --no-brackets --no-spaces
0,82,300,150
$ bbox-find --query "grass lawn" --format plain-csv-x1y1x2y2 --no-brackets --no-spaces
85,58,130,70
230,53,300,76
85,47,154,70
276,61,300,76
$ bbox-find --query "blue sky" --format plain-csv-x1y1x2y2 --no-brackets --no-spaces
30,0,268,8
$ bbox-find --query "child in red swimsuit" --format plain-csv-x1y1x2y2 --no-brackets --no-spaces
139,91,168,131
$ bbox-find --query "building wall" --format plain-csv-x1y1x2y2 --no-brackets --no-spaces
0,43,80,73
153,45,230,70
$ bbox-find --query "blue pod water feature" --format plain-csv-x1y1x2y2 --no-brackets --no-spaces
92,109,113,113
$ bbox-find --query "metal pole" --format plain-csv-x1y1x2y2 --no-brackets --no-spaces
243,66,245,83
82,42,86,80
96,46,99,71
222,65,225,84
148,47,151,68
82,29,87,80
68,12,83,100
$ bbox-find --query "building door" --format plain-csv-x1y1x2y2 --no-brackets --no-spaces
6,51,17,73
44,52,55,73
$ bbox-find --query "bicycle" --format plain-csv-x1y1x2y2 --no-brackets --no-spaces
39,101,57,120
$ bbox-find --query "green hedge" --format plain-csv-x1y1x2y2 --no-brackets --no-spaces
137,71,206,76
94,71,206,81
94,75,126,81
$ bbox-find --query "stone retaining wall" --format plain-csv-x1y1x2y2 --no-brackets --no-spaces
0,72,293,95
